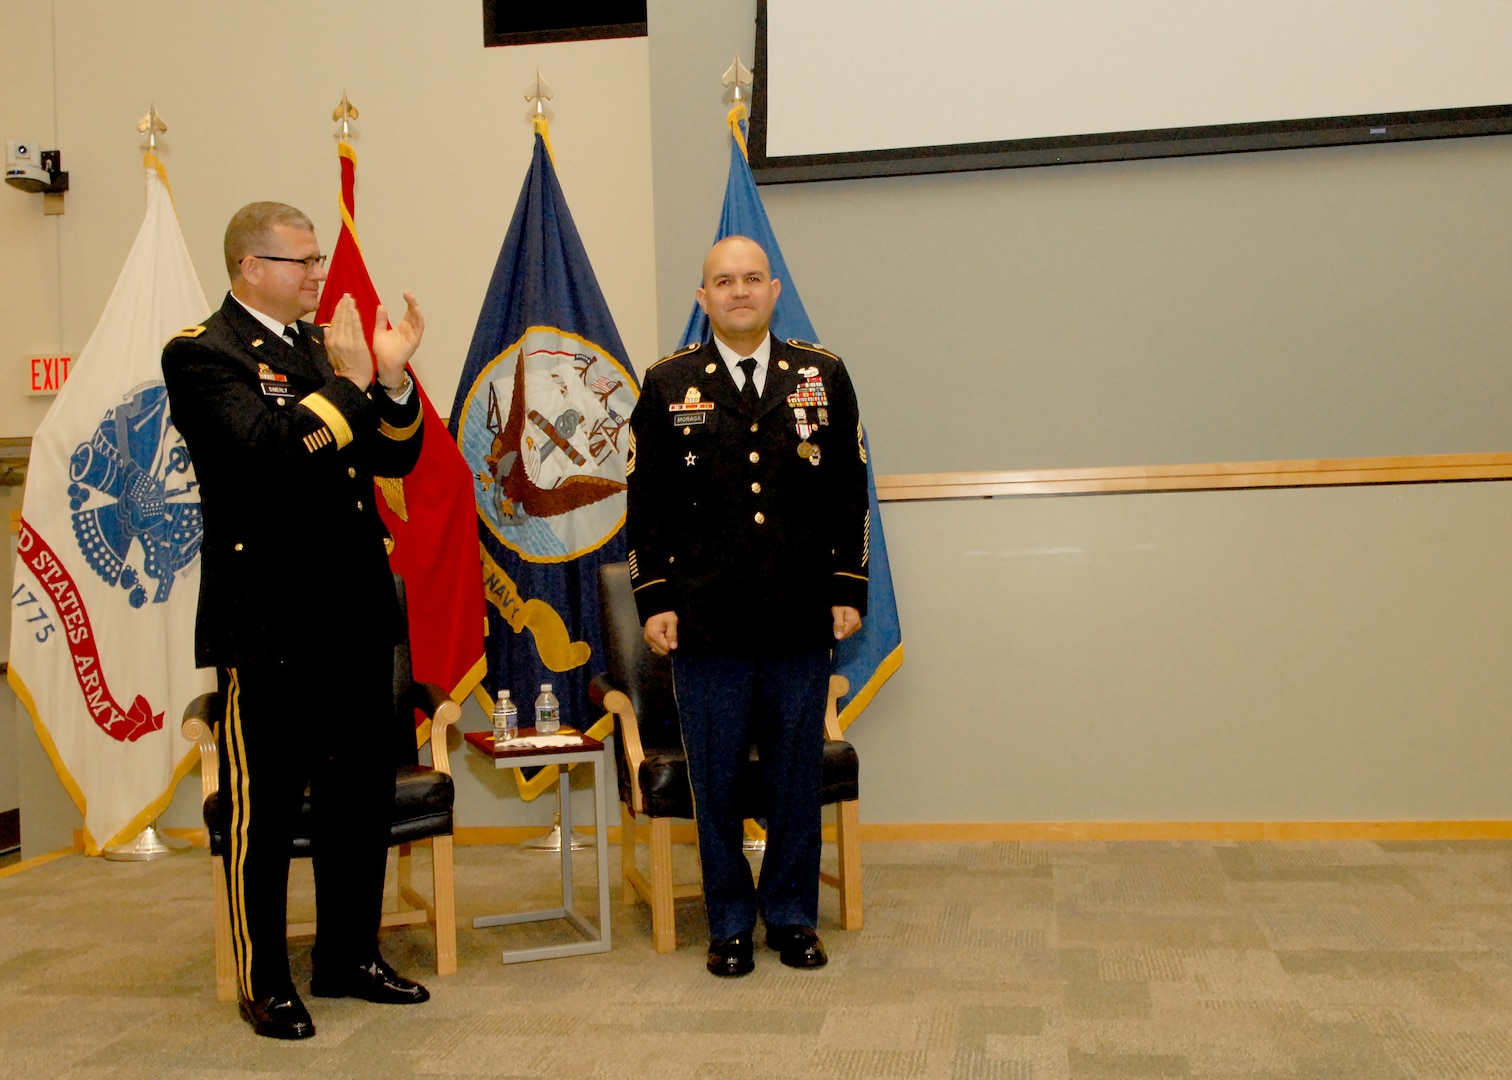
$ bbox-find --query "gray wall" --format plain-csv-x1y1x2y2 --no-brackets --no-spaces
651,0,1512,473
648,0,1512,825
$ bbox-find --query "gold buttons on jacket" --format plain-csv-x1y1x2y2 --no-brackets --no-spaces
276,398,287,407
348,467,357,478
754,512,765,524
749,423,758,432
233,543,244,552
683,426,691,435
356,500,364,511
751,482,761,493
749,451,760,463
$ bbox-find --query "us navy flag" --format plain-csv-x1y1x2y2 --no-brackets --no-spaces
449,120,637,780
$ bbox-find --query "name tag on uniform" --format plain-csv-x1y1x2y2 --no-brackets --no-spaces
670,410,706,425
260,383,294,398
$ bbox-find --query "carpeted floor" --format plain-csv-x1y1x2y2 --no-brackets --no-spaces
3,838,1512,1078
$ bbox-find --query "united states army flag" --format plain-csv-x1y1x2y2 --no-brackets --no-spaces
8,152,213,854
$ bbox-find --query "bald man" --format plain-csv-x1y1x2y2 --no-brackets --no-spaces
625,236,869,976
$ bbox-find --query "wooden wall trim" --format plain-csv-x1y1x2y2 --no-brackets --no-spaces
876,452,1512,502
858,821,1512,842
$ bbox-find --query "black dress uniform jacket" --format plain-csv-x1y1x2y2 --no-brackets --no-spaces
162,294,424,666
626,337,869,655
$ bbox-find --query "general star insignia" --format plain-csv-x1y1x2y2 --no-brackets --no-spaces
685,452,697,466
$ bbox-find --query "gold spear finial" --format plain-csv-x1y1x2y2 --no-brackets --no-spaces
136,106,167,151
722,55,753,109
526,69,554,119
332,92,359,142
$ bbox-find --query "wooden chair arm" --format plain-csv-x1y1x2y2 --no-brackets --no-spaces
410,681,461,777
824,675,849,742
602,687,645,811
181,691,223,804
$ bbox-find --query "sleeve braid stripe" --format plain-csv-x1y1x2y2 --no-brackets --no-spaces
378,412,422,441
302,428,334,454
862,508,870,567
857,421,867,464
302,392,354,449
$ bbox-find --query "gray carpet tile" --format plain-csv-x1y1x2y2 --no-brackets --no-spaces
5,839,1512,1077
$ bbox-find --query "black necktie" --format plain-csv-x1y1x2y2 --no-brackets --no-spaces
738,357,759,416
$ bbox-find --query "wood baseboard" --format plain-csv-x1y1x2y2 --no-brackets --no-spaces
105,820,1512,859
857,821,1512,842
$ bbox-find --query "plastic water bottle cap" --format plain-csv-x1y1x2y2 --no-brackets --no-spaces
541,683,552,693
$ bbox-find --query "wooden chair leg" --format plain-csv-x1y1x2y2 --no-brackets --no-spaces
649,816,677,954
620,800,637,905
394,842,416,912
212,857,237,1002
835,798,863,930
431,834,457,976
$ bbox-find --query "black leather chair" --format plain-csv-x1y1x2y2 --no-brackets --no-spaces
590,562,861,953
181,576,460,1001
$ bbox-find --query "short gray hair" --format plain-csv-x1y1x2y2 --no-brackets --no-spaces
224,202,314,281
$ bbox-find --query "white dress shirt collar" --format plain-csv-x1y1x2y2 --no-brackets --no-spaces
232,294,299,345
710,332,772,396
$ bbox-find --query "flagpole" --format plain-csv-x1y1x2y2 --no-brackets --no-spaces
103,107,189,863
719,55,766,855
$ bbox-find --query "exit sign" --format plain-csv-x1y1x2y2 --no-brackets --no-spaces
27,354,72,394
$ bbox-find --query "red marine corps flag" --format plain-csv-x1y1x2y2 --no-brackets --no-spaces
314,105,486,719
8,147,213,854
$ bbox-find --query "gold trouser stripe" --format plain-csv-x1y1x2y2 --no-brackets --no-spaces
378,412,422,442
225,669,256,999
301,392,354,449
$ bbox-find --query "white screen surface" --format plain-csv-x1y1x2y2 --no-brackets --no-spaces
762,0,1512,159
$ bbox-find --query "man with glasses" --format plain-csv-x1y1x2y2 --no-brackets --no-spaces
162,202,428,1040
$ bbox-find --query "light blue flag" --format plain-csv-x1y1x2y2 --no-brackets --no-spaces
681,111,903,729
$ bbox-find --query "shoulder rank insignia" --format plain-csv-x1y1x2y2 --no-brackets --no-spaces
647,342,699,371
787,338,839,360
168,324,206,341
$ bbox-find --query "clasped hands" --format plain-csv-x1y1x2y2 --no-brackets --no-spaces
325,291,425,394
642,606,863,657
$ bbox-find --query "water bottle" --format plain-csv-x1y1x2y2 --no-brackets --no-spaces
492,689,518,744
534,682,560,734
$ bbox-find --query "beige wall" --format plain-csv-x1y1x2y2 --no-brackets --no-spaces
0,0,659,443
1,0,660,852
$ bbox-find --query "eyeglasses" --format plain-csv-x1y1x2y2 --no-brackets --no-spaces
252,253,327,272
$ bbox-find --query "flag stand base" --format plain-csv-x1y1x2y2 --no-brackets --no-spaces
103,823,189,862
521,812,592,852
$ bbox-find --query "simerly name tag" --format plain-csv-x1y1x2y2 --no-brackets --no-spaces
260,383,294,398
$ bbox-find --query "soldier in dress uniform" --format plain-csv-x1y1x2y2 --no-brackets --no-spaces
162,202,429,1039
626,235,869,976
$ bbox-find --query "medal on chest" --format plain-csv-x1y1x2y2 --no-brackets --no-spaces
787,367,828,457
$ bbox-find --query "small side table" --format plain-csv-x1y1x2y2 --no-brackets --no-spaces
464,729,612,963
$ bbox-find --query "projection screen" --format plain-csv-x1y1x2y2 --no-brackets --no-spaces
749,0,1512,183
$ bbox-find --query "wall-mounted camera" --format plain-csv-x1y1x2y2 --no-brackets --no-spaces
5,142,69,194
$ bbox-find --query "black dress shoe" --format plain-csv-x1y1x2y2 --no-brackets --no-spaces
310,958,430,1004
239,990,315,1039
765,925,828,969
706,932,755,977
